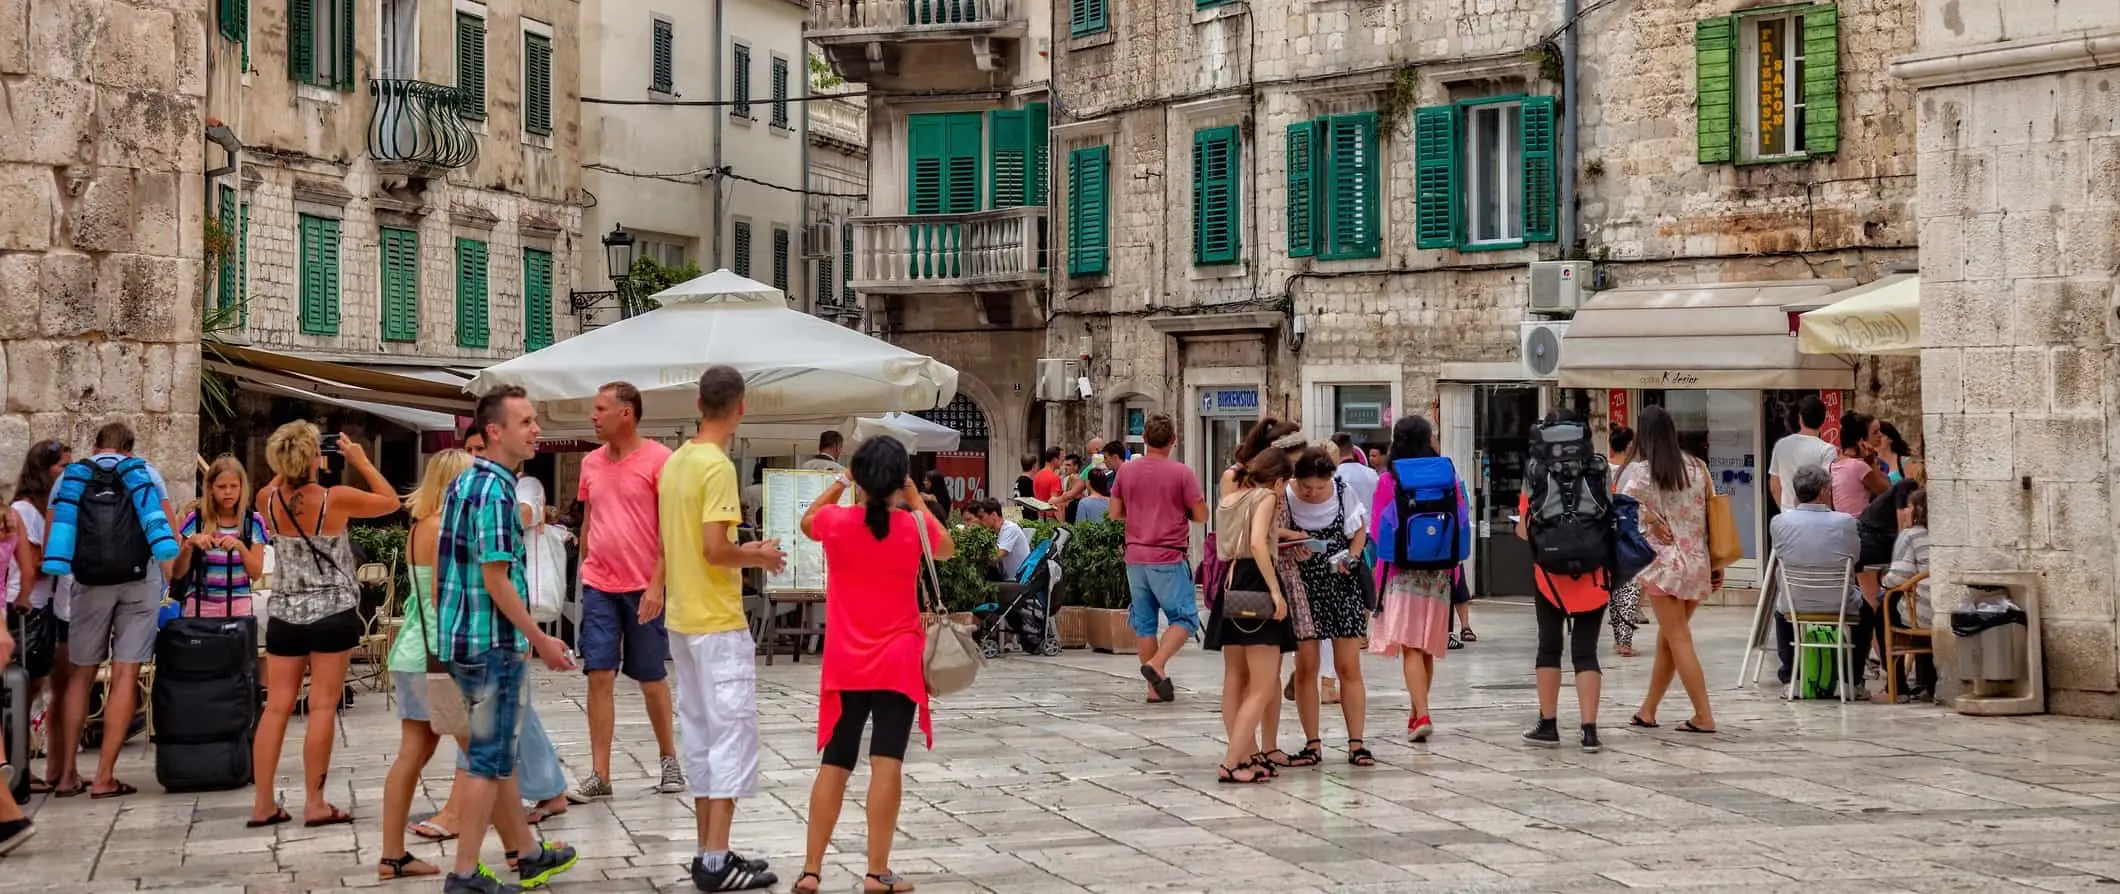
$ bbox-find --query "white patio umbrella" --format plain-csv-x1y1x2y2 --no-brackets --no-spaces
736,412,963,457
467,270,958,432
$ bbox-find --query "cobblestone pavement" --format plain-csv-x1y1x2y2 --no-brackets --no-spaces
11,602,2120,893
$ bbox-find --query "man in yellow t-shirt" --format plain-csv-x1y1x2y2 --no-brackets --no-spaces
656,364,787,892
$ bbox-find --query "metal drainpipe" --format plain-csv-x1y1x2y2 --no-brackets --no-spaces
801,56,813,313
711,0,727,269
1559,0,1579,253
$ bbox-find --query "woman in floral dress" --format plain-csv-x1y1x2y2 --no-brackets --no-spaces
1285,445,1372,766
1623,405,1719,734
1368,416,1464,743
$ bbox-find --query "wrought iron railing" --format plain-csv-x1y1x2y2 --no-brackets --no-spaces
810,0,1015,31
850,206,1046,290
368,79,479,168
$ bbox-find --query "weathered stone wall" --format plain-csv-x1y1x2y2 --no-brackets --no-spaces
0,0,209,502
1898,0,2120,716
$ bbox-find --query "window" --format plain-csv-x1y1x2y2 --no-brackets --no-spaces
1191,126,1240,266
523,31,553,136
907,113,981,215
986,104,1049,208
296,214,341,335
1697,5,1838,163
215,186,249,326
523,248,554,351
841,222,854,301
379,0,414,78
731,43,752,119
638,237,687,268
455,11,486,119
770,56,790,128
1330,385,1392,449
379,226,420,342
1068,0,1106,37
1412,96,1558,251
651,19,673,93
771,226,790,292
219,0,248,66
1286,112,1379,260
455,238,489,348
289,0,355,90
816,256,836,306
731,221,752,277
1066,145,1109,277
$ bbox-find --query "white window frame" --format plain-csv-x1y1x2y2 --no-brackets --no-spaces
1461,100,1522,248
521,15,554,149
1738,10,1808,162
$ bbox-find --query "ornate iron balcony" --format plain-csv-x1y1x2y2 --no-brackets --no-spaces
369,79,479,169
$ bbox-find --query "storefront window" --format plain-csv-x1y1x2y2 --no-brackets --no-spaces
1329,384,1392,453
1642,389,1761,561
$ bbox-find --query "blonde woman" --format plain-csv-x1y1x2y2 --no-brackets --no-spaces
250,422,399,828
171,456,268,618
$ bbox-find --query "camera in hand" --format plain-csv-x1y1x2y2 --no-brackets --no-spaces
320,432,344,455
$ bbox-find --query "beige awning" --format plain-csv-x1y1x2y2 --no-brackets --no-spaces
207,344,477,414
1796,274,1920,356
1557,279,1858,391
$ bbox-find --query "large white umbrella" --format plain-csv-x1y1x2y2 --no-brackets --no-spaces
467,270,958,431
736,412,963,457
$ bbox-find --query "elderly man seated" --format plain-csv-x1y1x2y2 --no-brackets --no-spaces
1769,465,1876,699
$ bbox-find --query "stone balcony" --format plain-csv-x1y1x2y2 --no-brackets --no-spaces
808,0,1026,90
849,206,1046,295
367,79,479,174
809,95,868,149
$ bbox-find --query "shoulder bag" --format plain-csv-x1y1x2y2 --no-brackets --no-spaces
419,553,471,737
1704,460,1741,572
1217,491,1280,630
916,511,984,697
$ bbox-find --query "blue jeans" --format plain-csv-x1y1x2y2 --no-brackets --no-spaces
451,649,528,780
1127,561,1200,638
451,674,567,800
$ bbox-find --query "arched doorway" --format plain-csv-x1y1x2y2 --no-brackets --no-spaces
917,392,994,504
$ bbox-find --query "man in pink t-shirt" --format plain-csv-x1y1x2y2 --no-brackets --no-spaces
568,382,684,801
1109,414,1207,703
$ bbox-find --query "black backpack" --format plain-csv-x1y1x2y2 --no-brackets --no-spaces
1524,421,1612,579
72,460,152,587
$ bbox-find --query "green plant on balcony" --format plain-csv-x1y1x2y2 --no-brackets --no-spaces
368,79,480,168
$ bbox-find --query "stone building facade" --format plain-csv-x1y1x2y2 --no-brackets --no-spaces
1895,1,2120,715
0,0,209,502
805,54,868,327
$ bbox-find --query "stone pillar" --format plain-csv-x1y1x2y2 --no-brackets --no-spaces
1895,4,2120,716
0,0,208,503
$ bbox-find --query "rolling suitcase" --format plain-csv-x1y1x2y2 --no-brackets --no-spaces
152,601,260,793
0,666,28,803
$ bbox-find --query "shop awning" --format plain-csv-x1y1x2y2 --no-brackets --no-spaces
240,379,461,432
206,344,478,415
1557,280,1858,391
1796,274,1920,356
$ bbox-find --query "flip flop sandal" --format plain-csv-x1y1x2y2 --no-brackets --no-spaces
1629,715,1660,729
865,871,916,893
1346,739,1376,767
25,780,53,796
50,782,89,798
304,806,356,827
378,854,440,879
1676,720,1718,734
525,807,561,825
88,781,137,800
408,819,458,842
1138,665,1175,703
246,809,293,829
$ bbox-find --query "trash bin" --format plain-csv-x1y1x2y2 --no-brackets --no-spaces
1952,588,2029,683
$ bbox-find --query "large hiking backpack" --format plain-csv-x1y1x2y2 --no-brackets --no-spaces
73,459,151,587
1379,457,1468,570
1524,420,1613,578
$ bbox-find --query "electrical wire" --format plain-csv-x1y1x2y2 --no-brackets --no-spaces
581,87,1001,106
583,163,870,199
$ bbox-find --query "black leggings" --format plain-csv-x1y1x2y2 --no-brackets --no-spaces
820,690,917,770
1535,597,1606,673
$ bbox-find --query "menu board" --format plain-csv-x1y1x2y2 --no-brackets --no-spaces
762,468,850,592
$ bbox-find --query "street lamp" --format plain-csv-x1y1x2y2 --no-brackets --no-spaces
602,223,636,283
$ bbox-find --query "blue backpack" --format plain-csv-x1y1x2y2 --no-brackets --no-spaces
1378,457,1469,570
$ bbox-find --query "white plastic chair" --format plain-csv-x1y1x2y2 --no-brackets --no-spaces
1778,558,1858,702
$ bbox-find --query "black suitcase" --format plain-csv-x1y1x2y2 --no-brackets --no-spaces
152,614,259,792
0,665,28,803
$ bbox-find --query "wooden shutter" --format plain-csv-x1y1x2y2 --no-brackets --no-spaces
380,227,420,342
1802,5,1840,156
1026,103,1050,206
523,248,553,351
1285,121,1319,258
1069,0,1106,36
943,113,981,212
770,57,789,127
216,186,238,311
1519,97,1558,243
456,13,486,120
220,0,247,43
908,115,947,215
732,44,751,118
841,222,854,301
651,20,673,92
816,256,835,306
1067,145,1109,276
1322,113,1381,259
1192,127,1239,266
237,202,249,325
297,215,340,335
1413,105,1457,249
455,239,489,348
1695,16,1736,164
287,0,313,82
988,109,1028,208
525,33,553,135
335,0,354,88
771,227,790,291
732,222,752,277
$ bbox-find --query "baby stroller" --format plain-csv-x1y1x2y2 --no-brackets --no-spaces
974,527,1069,658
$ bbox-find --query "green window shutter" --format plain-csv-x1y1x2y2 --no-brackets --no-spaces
907,115,947,215
525,33,553,135
1069,0,1107,36
297,215,340,335
379,227,420,342
732,222,752,277
220,0,247,43
335,0,354,89
1285,120,1319,258
732,44,751,118
771,227,790,292
1322,113,1381,259
1413,105,1458,249
816,256,835,306
770,57,790,128
944,113,981,212
1695,17,1736,164
456,13,486,120
287,0,313,82
1026,103,1050,206
1803,5,1840,156
841,222,854,301
988,109,1028,208
455,238,489,348
523,248,554,351
1191,126,1239,266
236,202,249,325
1067,145,1109,277
1519,97,1558,244
651,20,673,93
216,186,238,311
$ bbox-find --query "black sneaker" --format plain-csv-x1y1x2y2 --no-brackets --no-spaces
693,855,778,891
1581,725,1603,754
516,842,579,889
443,865,523,894
0,819,33,856
1521,719,1560,747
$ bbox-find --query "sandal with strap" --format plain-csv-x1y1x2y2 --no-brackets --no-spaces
1285,739,1323,767
377,853,440,880
1347,739,1376,767
1249,752,1281,778
793,871,823,894
1216,763,1268,784
865,870,917,893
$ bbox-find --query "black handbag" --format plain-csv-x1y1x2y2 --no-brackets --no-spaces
8,606,53,679
1219,562,1279,631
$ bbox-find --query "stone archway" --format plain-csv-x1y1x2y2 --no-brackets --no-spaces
916,371,1023,505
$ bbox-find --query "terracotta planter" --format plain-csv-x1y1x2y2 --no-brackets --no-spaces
948,611,977,628
1088,608,1133,654
1082,608,1114,652
1055,605,1090,650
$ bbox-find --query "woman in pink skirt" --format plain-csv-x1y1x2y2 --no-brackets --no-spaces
1367,416,1467,742
1624,405,1719,734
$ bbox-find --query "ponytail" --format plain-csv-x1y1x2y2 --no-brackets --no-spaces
863,489,893,540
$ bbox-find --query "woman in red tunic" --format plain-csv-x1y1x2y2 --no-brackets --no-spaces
794,436,953,894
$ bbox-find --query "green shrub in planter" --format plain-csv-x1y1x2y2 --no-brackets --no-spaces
934,523,998,613
1058,519,1128,609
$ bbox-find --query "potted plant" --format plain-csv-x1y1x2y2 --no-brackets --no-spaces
1055,519,1130,653
935,523,997,629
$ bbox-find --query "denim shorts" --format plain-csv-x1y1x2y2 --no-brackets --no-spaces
392,671,429,722
450,648,529,780
578,586,671,682
1127,561,1200,638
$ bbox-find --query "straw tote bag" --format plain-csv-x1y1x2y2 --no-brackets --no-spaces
1706,484,1742,573
916,512,984,696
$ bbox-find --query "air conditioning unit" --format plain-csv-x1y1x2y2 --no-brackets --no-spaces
1519,320,1569,381
1035,358,1082,401
1529,260,1591,314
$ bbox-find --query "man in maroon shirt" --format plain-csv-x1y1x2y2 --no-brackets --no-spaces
1108,414,1207,702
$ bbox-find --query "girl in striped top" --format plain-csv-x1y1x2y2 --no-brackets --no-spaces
172,456,268,618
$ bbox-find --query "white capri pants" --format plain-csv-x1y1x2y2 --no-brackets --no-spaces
670,629,762,800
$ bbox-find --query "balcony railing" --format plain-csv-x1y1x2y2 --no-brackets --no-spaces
369,79,479,169
810,0,1016,33
850,206,1046,293
810,97,867,147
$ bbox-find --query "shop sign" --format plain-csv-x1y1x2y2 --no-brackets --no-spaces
1607,390,1630,429
1201,388,1261,417
1819,390,1844,444
934,451,988,503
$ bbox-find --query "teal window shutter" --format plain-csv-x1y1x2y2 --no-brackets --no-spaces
908,115,946,215
1802,5,1840,156
456,12,487,120
771,227,790,292
1067,145,1109,277
651,20,673,92
287,0,313,83
297,214,340,335
1695,17,1736,164
944,113,981,212
1519,97,1558,243
1025,103,1050,206
1069,0,1107,37
732,221,752,277
455,238,489,348
525,33,553,136
236,202,249,326
1191,126,1239,266
220,0,247,44
731,44,751,118
1413,105,1458,249
523,248,553,351
1322,112,1381,260
335,0,353,89
841,222,854,301
216,186,238,312
988,109,1028,208
816,256,835,307
379,227,420,342
1285,120,1319,258
770,57,790,128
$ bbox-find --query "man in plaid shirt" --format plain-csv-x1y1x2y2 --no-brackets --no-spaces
434,385,580,894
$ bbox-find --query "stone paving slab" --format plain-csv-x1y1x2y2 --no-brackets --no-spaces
9,602,2120,892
